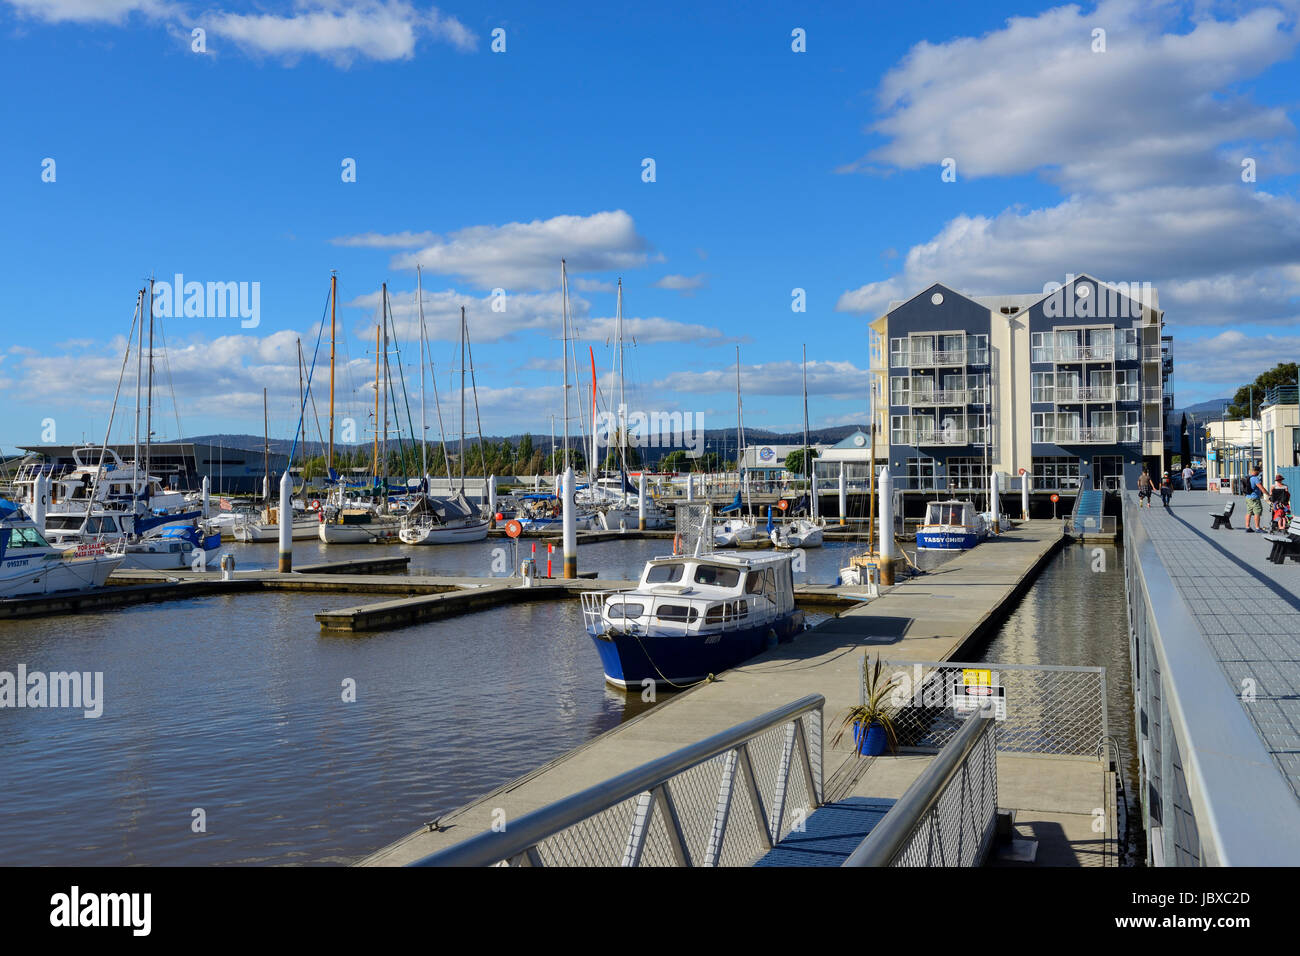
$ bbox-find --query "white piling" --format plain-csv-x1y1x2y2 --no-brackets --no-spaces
686,473,694,502
990,470,1001,534
638,472,647,530
278,470,292,572
1021,472,1030,522
201,476,210,520
33,474,48,535
838,462,847,527
811,470,819,519
878,465,895,585
488,474,497,528
562,466,577,578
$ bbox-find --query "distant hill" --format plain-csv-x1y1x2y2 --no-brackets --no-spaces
1170,398,1232,418
182,425,868,462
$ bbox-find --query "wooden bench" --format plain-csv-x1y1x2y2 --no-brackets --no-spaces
1209,500,1235,530
1264,514,1300,565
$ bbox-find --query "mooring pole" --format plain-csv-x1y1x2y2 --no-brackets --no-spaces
278,469,293,573
562,466,577,579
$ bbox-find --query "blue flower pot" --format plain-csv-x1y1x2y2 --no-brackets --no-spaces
853,721,887,756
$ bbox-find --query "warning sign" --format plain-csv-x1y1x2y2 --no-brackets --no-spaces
952,680,1006,720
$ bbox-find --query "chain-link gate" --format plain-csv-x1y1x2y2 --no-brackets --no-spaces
674,502,713,555
866,658,1107,757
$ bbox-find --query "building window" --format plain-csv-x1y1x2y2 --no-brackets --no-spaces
1033,456,1081,490
1032,371,1054,404
907,456,938,491
1119,410,1139,443
947,457,985,491
891,415,911,445
967,334,989,366
1115,328,1139,361
1115,368,1138,401
890,337,908,367
968,372,988,405
890,376,911,407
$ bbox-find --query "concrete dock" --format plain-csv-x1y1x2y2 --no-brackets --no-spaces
360,520,1112,867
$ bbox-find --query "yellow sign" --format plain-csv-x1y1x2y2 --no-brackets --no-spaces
962,669,992,687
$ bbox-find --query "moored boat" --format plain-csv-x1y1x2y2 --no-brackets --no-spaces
581,550,804,688
0,501,125,598
916,499,987,551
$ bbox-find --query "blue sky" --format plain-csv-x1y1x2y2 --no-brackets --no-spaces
2,0,1298,450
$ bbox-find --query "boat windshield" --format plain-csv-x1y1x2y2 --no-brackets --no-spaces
927,503,967,525
645,563,684,584
694,564,740,588
7,526,50,549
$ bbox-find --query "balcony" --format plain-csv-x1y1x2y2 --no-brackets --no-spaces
1039,427,1118,444
1142,386,1163,403
914,429,970,446
910,388,971,406
1263,385,1299,407
1142,345,1162,362
905,348,968,368
1053,385,1115,403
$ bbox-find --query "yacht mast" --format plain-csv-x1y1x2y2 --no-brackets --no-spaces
328,271,336,473
145,277,154,486
381,284,390,515
735,345,744,504
133,287,144,501
417,265,428,488
459,305,466,494
561,259,569,472
263,387,269,502
618,279,626,490
372,323,380,477
802,343,809,481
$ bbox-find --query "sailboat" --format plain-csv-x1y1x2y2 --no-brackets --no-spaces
400,272,490,545
27,284,220,570
234,382,319,542
319,282,403,543
714,346,756,547
583,280,668,530
771,344,824,549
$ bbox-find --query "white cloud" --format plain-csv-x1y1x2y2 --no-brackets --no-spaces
653,273,708,295
1171,330,1300,400
375,210,652,290
199,1,476,64
3,0,173,22
330,230,440,249
847,0,1298,191
836,186,1300,323
5,0,475,63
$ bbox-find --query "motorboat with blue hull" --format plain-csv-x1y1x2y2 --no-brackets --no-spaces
916,499,988,551
581,550,804,688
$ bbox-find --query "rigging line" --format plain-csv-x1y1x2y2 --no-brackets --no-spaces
422,317,454,486
287,286,332,467
83,294,143,526
387,303,420,480
463,327,490,479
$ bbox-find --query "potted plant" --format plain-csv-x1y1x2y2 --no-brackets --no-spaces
832,653,901,757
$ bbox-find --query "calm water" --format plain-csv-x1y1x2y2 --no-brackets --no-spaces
230,534,875,585
0,538,836,866
974,541,1141,863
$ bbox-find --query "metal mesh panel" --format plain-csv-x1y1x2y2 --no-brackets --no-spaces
877,660,1107,756
496,710,821,866
891,717,999,866
674,503,713,555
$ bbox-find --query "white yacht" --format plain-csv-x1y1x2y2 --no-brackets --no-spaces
0,502,124,598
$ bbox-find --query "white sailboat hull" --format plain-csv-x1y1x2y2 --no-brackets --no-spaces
398,519,490,545
318,519,402,544
233,516,321,542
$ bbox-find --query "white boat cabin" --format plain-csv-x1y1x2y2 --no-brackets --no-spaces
582,552,795,636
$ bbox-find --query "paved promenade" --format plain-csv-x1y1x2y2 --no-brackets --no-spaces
1130,490,1300,801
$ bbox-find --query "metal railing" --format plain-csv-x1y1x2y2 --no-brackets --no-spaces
1065,513,1118,536
843,710,998,866
1123,494,1300,865
410,695,825,867
870,658,1107,756
909,388,972,406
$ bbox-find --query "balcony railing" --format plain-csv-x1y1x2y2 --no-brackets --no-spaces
1142,386,1163,403
1142,345,1162,362
1053,385,1116,403
895,428,971,446
1037,427,1118,444
910,389,971,406
1263,385,1299,407
1142,428,1164,444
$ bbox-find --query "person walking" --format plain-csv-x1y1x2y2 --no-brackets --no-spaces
1160,472,1174,509
1244,464,1269,533
1270,474,1291,532
1182,464,1194,491
1137,467,1155,508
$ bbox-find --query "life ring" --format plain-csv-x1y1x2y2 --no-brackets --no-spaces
309,499,321,511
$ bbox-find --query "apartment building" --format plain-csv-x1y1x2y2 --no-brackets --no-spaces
868,274,1168,500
